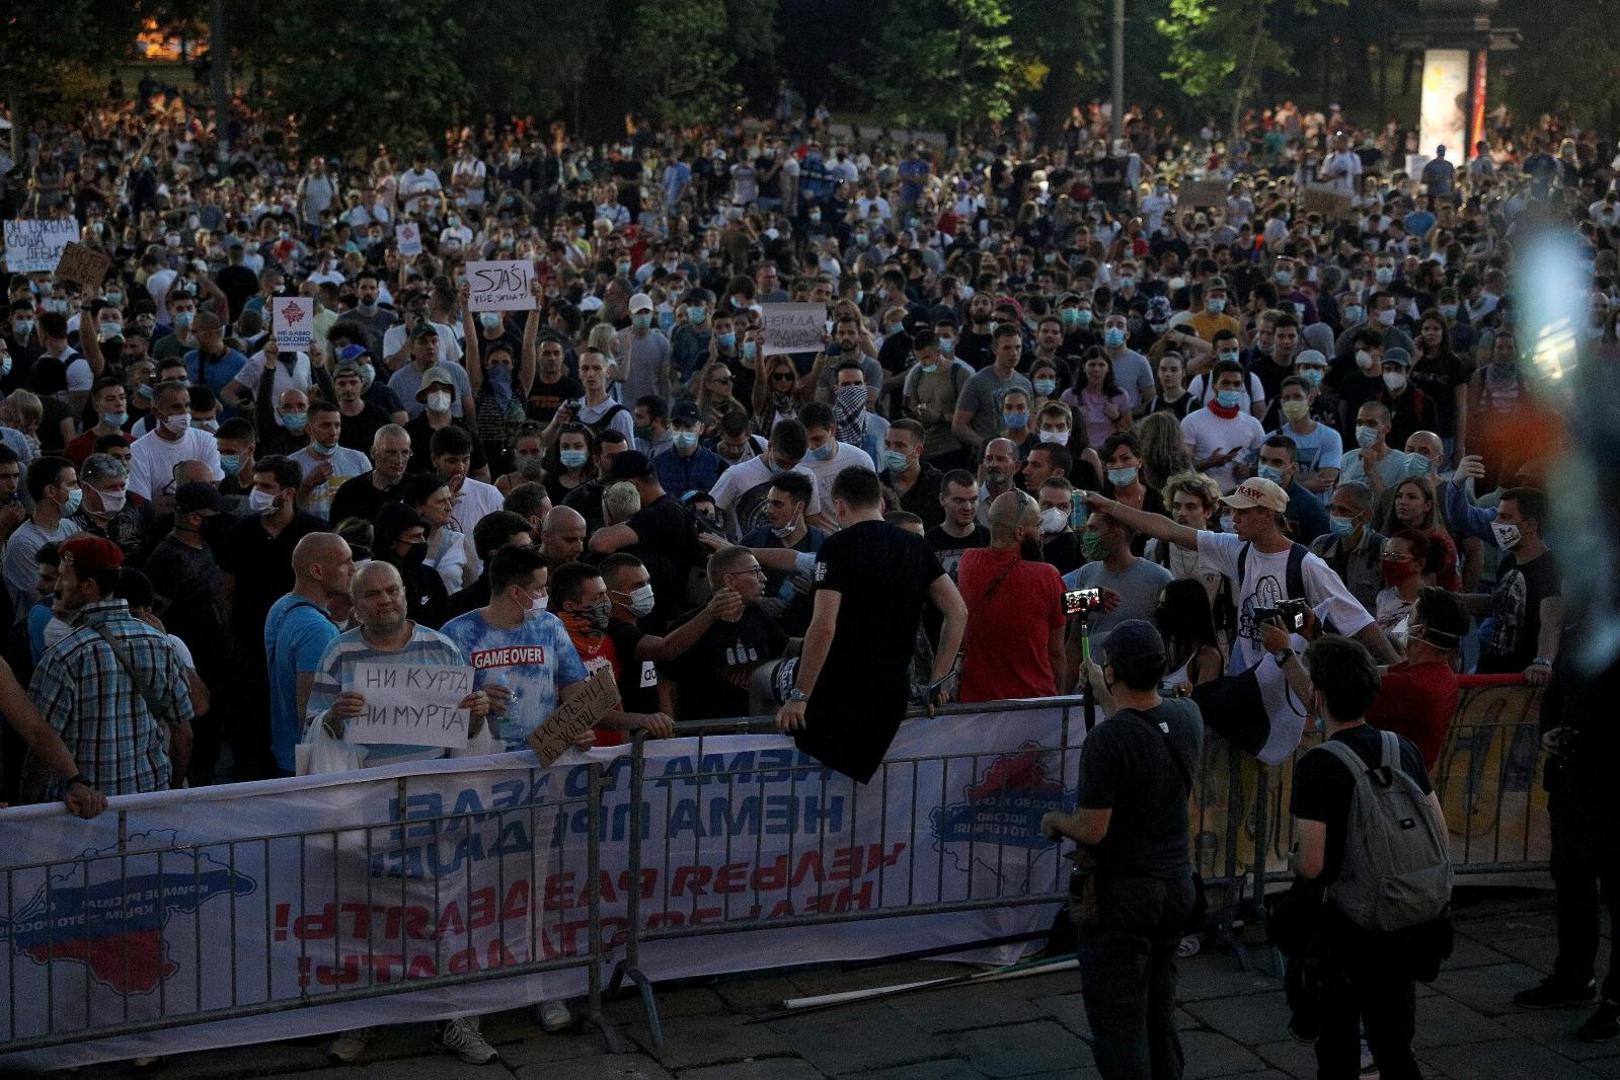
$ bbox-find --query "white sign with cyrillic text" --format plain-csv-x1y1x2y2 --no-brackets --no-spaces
344,662,474,748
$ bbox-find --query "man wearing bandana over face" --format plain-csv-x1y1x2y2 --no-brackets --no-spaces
955,490,1067,702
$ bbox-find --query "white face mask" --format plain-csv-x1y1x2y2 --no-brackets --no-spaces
1382,371,1407,392
248,488,278,514
98,488,127,514
1491,520,1521,550
1037,429,1069,445
425,390,452,414
623,584,656,618
1039,507,1067,535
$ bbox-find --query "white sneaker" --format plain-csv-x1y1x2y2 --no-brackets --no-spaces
536,999,573,1032
328,1027,379,1064
436,1016,498,1064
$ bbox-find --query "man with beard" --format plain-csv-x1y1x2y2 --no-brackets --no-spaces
956,490,1067,702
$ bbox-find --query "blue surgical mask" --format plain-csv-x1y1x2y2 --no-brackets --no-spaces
1438,303,1459,320
61,487,83,515
717,332,736,349
1355,425,1379,449
1002,411,1028,430
1257,463,1285,484
1344,303,1366,323
219,453,243,477
686,305,707,325
102,411,127,428
807,442,835,461
1217,350,1239,364
559,449,588,469
1274,270,1294,287
939,338,955,355
1103,327,1126,349
1297,367,1324,389
1034,377,1057,395
279,411,308,433
672,431,699,451
1206,298,1226,314
1215,389,1243,408
1328,513,1356,537
882,449,911,473
1106,466,1137,488
310,440,338,457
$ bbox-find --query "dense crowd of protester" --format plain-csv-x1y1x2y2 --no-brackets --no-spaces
0,82,1614,1072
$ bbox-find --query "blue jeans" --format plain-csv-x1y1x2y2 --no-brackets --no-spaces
1076,874,1194,1080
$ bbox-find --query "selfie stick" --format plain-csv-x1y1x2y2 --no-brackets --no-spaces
1080,611,1096,732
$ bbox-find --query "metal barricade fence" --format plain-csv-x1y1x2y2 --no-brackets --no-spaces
0,762,616,1056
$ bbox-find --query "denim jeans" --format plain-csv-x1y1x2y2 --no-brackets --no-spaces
1076,874,1195,1080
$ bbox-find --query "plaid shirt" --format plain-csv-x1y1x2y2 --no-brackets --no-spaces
31,599,194,796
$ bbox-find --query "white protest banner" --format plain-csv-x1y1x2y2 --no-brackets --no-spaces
528,665,621,766
761,302,827,355
3,219,77,273
0,708,1076,1070
271,296,315,351
344,662,474,749
396,221,423,256
466,260,536,312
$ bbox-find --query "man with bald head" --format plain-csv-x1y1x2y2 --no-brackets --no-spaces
955,488,1067,701
331,423,412,526
265,532,356,776
182,310,248,404
977,437,1019,527
539,505,587,568
1402,430,1445,479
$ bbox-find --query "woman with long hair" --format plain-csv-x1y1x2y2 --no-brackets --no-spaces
1135,411,1195,493
1376,476,1461,591
753,352,802,435
543,421,595,506
1061,347,1132,449
1374,529,1435,648
694,360,745,435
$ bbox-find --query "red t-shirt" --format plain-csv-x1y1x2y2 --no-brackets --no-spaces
956,546,1066,702
1366,659,1459,768
563,617,626,747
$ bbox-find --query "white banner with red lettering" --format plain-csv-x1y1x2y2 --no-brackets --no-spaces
0,708,1078,1069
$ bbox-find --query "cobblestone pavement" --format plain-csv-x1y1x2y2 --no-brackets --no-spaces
34,892,1616,1080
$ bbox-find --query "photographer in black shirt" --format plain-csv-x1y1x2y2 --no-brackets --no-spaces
1042,619,1203,1080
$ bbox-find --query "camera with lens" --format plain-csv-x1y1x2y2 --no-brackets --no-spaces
1253,597,1310,632
1063,588,1104,616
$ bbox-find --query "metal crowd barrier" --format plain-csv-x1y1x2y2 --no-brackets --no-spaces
0,682,1550,1059
0,762,619,1056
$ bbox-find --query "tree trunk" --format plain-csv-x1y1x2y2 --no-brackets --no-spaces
1038,55,1085,149
1230,17,1264,142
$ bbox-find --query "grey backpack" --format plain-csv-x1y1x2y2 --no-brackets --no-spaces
1318,730,1453,932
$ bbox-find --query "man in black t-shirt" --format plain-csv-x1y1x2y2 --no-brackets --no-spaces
1041,619,1201,1080
1289,635,1441,1080
771,468,965,783
587,452,705,631
599,553,742,715
664,546,788,722
1468,488,1562,680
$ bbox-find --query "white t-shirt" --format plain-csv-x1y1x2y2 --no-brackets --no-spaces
1321,150,1363,195
709,457,823,535
1186,371,1267,414
800,441,874,500
450,476,504,536
1196,530,1373,675
1178,408,1266,492
381,320,464,368
233,350,314,397
127,427,224,500
290,444,372,522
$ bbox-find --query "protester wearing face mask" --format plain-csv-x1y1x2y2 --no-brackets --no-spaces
1305,481,1385,613
1,456,84,614
954,489,1067,702
1254,435,1331,543
1372,348,1438,452
1371,529,1434,645
70,452,145,561
1035,477,1084,575
1178,360,1267,493
1445,486,1562,683
1064,506,1172,667
734,471,824,633
598,552,745,715
1338,401,1416,497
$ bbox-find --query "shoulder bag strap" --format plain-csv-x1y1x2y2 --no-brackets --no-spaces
963,553,1025,655
88,621,172,725
1118,706,1194,794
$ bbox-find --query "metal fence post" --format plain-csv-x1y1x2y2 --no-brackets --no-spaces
606,732,662,1052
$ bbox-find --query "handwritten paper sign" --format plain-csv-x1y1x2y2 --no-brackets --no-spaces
1177,179,1228,208
1299,185,1354,220
761,303,827,356
527,666,621,766
55,243,112,289
396,221,423,256
272,296,315,350
466,260,536,312
344,662,475,749
3,219,77,273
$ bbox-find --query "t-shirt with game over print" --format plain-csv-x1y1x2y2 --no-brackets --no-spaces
438,608,588,751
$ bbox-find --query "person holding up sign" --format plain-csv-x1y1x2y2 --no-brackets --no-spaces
305,560,491,769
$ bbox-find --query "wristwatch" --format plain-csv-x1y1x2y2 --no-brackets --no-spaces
1531,657,1552,668
787,688,809,703
1271,647,1295,665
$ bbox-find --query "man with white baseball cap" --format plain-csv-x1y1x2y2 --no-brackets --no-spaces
615,292,674,405
1082,476,1398,670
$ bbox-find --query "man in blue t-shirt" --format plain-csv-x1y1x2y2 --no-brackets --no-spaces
264,533,355,775
439,544,588,751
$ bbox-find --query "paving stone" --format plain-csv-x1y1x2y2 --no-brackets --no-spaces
942,1019,1093,1078
138,1040,331,1079
1427,962,1548,1016
1183,991,1291,1046
1409,995,1513,1048
1173,959,1284,1003
500,1026,623,1068
1498,1008,1620,1061
1438,934,1513,970
649,1013,794,1069
993,970,1086,1001
1177,1030,1268,1079
1580,1056,1620,1078
790,961,967,998
292,1058,516,1079
1029,992,1091,1042
1455,915,1561,943
837,1058,991,1079
1253,1036,1319,1079
996,1070,1101,1080
712,975,802,1012
770,1003,940,1074
677,1059,825,1080
515,1055,673,1080
1419,1039,1601,1080
1488,933,1561,974
887,984,1050,1033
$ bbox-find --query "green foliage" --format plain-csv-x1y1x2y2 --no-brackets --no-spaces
257,0,469,158
453,0,601,122
616,0,756,125
1,0,153,151
1499,0,1620,131
840,0,1017,133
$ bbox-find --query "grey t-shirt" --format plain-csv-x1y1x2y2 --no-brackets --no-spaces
1063,557,1174,647
1108,349,1157,411
955,368,1034,441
